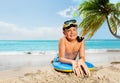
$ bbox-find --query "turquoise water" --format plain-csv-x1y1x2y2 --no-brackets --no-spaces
0,40,120,52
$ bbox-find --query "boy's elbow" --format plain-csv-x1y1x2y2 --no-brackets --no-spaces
59,57,64,62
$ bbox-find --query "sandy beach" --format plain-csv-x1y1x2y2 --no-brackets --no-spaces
0,51,120,83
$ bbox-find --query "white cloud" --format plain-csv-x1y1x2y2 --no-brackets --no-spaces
110,0,120,4
57,6,76,18
0,21,63,40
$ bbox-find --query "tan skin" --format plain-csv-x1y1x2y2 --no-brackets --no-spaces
59,27,90,77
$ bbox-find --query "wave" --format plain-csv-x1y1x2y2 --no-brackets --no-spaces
0,49,120,55
0,51,58,55
85,49,120,53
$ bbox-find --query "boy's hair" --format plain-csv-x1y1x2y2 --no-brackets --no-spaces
76,36,84,42
63,24,77,31
63,19,77,31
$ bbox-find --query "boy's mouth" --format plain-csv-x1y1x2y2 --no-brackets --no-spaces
70,34,76,38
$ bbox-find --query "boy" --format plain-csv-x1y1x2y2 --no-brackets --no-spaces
58,19,90,77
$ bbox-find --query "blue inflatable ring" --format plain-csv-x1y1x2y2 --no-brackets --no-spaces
52,57,94,72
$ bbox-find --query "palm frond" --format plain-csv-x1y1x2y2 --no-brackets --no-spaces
77,0,120,39
109,16,117,34
87,15,106,39
79,13,106,39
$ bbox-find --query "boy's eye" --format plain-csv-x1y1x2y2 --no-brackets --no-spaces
68,30,71,32
66,29,70,32
73,28,76,31
73,28,77,31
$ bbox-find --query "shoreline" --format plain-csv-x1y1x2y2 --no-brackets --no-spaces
0,50,120,70
0,48,120,54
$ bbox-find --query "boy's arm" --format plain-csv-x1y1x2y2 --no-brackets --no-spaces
78,39,91,76
59,38,75,64
79,39,85,61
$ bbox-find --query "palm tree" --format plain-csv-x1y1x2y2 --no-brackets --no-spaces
78,0,120,39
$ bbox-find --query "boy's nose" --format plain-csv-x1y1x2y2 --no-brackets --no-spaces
71,30,74,34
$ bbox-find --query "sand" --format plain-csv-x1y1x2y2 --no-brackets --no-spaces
0,51,120,83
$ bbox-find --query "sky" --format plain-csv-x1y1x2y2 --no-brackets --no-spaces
0,0,120,40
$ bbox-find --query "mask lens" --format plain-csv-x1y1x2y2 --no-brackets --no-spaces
64,19,76,25
63,19,77,30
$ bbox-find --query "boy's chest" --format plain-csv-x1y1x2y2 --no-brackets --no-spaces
65,43,81,52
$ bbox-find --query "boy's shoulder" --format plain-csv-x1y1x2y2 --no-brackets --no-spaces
59,37,67,43
59,37,66,41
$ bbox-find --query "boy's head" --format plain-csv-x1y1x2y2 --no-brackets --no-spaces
62,19,84,42
63,19,77,31
63,19,78,41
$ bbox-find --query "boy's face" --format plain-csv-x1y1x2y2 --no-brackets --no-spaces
63,27,77,41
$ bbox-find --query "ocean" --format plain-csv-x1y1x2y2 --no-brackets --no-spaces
0,40,120,52
0,40,120,70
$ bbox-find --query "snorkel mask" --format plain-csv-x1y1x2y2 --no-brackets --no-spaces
63,19,77,30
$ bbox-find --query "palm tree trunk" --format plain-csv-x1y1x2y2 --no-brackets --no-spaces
106,16,120,39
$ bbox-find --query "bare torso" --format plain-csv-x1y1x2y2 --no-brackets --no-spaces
63,37,82,60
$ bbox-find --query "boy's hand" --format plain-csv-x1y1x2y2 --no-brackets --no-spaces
72,60,84,77
78,59,91,77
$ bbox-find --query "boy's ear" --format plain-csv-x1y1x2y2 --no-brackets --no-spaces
63,31,65,35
